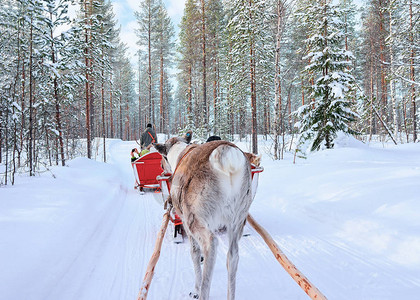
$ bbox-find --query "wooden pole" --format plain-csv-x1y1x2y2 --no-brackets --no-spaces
137,211,170,300
247,214,328,300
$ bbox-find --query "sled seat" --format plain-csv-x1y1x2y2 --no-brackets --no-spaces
132,151,163,190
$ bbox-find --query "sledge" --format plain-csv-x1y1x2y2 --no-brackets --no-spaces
173,233,184,244
131,151,164,191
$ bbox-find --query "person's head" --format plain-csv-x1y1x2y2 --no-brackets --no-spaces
147,123,152,128
206,135,221,142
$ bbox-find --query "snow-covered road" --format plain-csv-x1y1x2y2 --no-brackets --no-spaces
1,136,419,299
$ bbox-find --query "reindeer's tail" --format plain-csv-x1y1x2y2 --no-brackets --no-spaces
209,145,247,177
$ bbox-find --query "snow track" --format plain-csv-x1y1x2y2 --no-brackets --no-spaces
1,138,419,300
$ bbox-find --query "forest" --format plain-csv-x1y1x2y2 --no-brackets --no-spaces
0,0,419,184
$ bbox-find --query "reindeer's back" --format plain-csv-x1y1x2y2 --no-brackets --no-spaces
171,141,252,233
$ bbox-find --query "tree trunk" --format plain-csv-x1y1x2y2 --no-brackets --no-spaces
388,3,398,138
369,34,374,141
119,85,123,139
187,64,193,125
148,4,152,123
250,39,257,154
274,0,284,160
249,0,257,154
50,12,65,166
110,74,114,138
201,0,207,133
29,15,34,176
101,65,106,162
409,0,417,142
19,42,26,168
84,0,92,158
213,56,218,134
160,47,164,133
126,96,130,140
378,0,388,126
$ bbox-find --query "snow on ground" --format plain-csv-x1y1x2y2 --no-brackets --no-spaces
1,135,420,300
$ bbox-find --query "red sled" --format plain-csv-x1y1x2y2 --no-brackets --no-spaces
131,152,164,191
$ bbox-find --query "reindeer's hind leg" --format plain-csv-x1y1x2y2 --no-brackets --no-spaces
188,235,202,298
226,222,245,300
199,232,218,300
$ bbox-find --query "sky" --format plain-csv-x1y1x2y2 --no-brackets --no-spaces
109,0,364,69
111,0,186,67
67,0,364,78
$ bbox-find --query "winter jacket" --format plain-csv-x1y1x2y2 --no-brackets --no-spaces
140,128,157,149
170,214,183,226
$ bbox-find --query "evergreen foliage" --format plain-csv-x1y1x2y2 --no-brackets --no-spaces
295,1,358,152
1,0,419,184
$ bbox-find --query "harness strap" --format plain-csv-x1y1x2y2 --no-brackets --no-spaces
171,145,195,180
147,131,156,143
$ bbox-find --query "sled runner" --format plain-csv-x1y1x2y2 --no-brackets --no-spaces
131,152,164,191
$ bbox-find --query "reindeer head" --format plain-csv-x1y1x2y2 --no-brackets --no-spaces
153,130,192,173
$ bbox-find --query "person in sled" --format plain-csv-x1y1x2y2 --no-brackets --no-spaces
140,144,153,156
131,148,140,162
206,135,221,142
140,123,157,150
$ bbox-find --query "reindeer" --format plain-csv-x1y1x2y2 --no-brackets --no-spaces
154,131,254,300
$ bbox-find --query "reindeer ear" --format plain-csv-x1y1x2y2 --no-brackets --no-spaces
184,130,192,144
153,143,167,156
253,154,262,166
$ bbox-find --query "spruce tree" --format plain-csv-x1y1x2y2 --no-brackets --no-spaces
295,0,358,152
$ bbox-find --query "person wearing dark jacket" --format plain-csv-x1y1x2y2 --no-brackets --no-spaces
206,135,221,142
140,123,157,150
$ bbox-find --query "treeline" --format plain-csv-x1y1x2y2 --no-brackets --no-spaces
1,0,419,184
172,0,418,156
0,0,137,184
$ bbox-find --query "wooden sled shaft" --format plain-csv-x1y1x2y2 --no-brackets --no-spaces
246,214,328,300
137,212,170,300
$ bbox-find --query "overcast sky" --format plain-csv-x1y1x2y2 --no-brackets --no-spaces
66,0,364,74
111,0,186,67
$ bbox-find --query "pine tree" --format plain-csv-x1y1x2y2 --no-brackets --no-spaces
295,0,358,152
155,1,175,134
225,0,274,153
135,0,160,125
206,0,224,135
178,0,201,131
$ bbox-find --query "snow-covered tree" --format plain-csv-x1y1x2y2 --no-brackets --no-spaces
177,0,201,131
295,0,358,152
224,0,274,153
155,1,175,134
135,0,160,125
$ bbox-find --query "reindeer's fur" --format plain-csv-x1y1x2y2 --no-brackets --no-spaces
154,133,253,300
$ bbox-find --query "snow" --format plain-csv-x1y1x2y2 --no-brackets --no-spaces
1,136,420,300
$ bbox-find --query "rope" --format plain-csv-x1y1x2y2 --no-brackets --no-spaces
246,214,328,300
137,208,171,300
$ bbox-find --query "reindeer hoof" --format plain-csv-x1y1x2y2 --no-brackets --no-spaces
189,292,199,299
